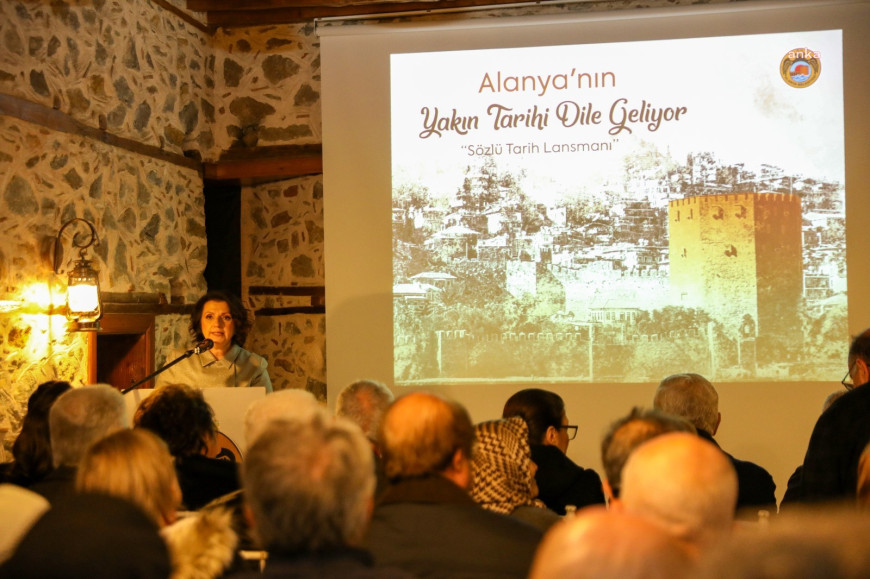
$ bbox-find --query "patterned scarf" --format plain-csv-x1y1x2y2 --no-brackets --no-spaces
470,416,543,514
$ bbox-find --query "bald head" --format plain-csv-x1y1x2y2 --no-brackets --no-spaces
601,408,696,499
380,392,474,485
620,432,737,551
654,373,720,434
529,508,694,579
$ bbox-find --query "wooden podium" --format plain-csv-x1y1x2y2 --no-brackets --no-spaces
124,387,267,457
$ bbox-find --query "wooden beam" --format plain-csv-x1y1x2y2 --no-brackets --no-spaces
195,0,546,25
249,285,325,296
0,93,201,172
203,145,323,183
255,305,326,315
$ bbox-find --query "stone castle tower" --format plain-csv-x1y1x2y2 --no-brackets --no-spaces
668,192,803,340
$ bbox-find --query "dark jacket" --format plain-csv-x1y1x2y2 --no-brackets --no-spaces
28,465,78,505
780,384,870,506
530,444,605,515
696,430,776,518
175,454,241,511
364,475,542,578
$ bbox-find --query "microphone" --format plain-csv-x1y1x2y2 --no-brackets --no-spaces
189,338,214,355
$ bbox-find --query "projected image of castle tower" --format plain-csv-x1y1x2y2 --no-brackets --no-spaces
668,192,802,364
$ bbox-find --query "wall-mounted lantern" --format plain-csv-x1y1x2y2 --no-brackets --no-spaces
53,218,102,331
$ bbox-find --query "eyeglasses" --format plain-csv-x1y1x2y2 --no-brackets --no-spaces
559,424,578,440
842,361,856,391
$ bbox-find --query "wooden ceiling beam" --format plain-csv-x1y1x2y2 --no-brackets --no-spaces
203,145,323,185
190,0,549,26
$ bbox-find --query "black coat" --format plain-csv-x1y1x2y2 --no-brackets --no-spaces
530,444,605,515
364,475,542,578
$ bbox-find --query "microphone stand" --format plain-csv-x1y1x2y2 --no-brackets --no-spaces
121,341,212,395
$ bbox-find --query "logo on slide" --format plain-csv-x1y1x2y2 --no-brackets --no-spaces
780,47,821,88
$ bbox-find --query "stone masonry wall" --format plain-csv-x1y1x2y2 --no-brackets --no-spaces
0,0,215,159
242,176,326,399
211,25,320,151
0,0,210,452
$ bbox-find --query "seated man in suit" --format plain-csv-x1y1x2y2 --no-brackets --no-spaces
783,330,870,505
364,392,543,578
654,373,776,519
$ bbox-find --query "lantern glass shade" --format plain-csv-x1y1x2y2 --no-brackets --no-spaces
67,258,102,330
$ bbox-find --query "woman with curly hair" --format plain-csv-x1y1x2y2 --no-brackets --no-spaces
156,290,272,392
134,384,240,511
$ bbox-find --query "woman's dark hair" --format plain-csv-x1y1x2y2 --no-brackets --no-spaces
8,381,73,485
189,290,251,347
134,384,216,458
502,388,565,446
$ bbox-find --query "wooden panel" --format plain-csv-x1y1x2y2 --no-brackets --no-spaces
87,314,155,390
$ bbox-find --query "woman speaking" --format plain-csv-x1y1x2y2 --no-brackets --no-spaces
156,290,273,392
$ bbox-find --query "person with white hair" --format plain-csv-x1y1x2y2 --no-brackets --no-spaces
29,384,127,504
233,415,412,578
243,388,326,446
617,432,738,555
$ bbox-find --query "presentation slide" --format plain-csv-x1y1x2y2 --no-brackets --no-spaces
391,31,846,385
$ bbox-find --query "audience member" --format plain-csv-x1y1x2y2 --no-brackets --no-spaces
135,383,239,510
619,432,737,555
654,373,776,518
0,484,49,564
0,381,71,487
470,416,560,531
335,379,395,497
857,441,870,508
528,507,694,579
502,388,605,514
77,428,182,526
229,416,412,578
0,493,171,578
365,392,543,578
781,389,847,506
29,384,126,504
699,508,870,579
783,330,870,504
244,388,325,446
76,428,237,579
600,407,695,506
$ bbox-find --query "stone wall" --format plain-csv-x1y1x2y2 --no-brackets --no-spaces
0,114,206,448
242,176,326,399
0,0,211,452
0,0,214,158
211,25,320,151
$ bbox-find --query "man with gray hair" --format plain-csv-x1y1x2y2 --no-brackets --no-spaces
236,416,412,578
654,373,775,518
335,380,394,496
30,384,127,504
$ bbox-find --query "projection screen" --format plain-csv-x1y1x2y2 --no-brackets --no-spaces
322,0,870,390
